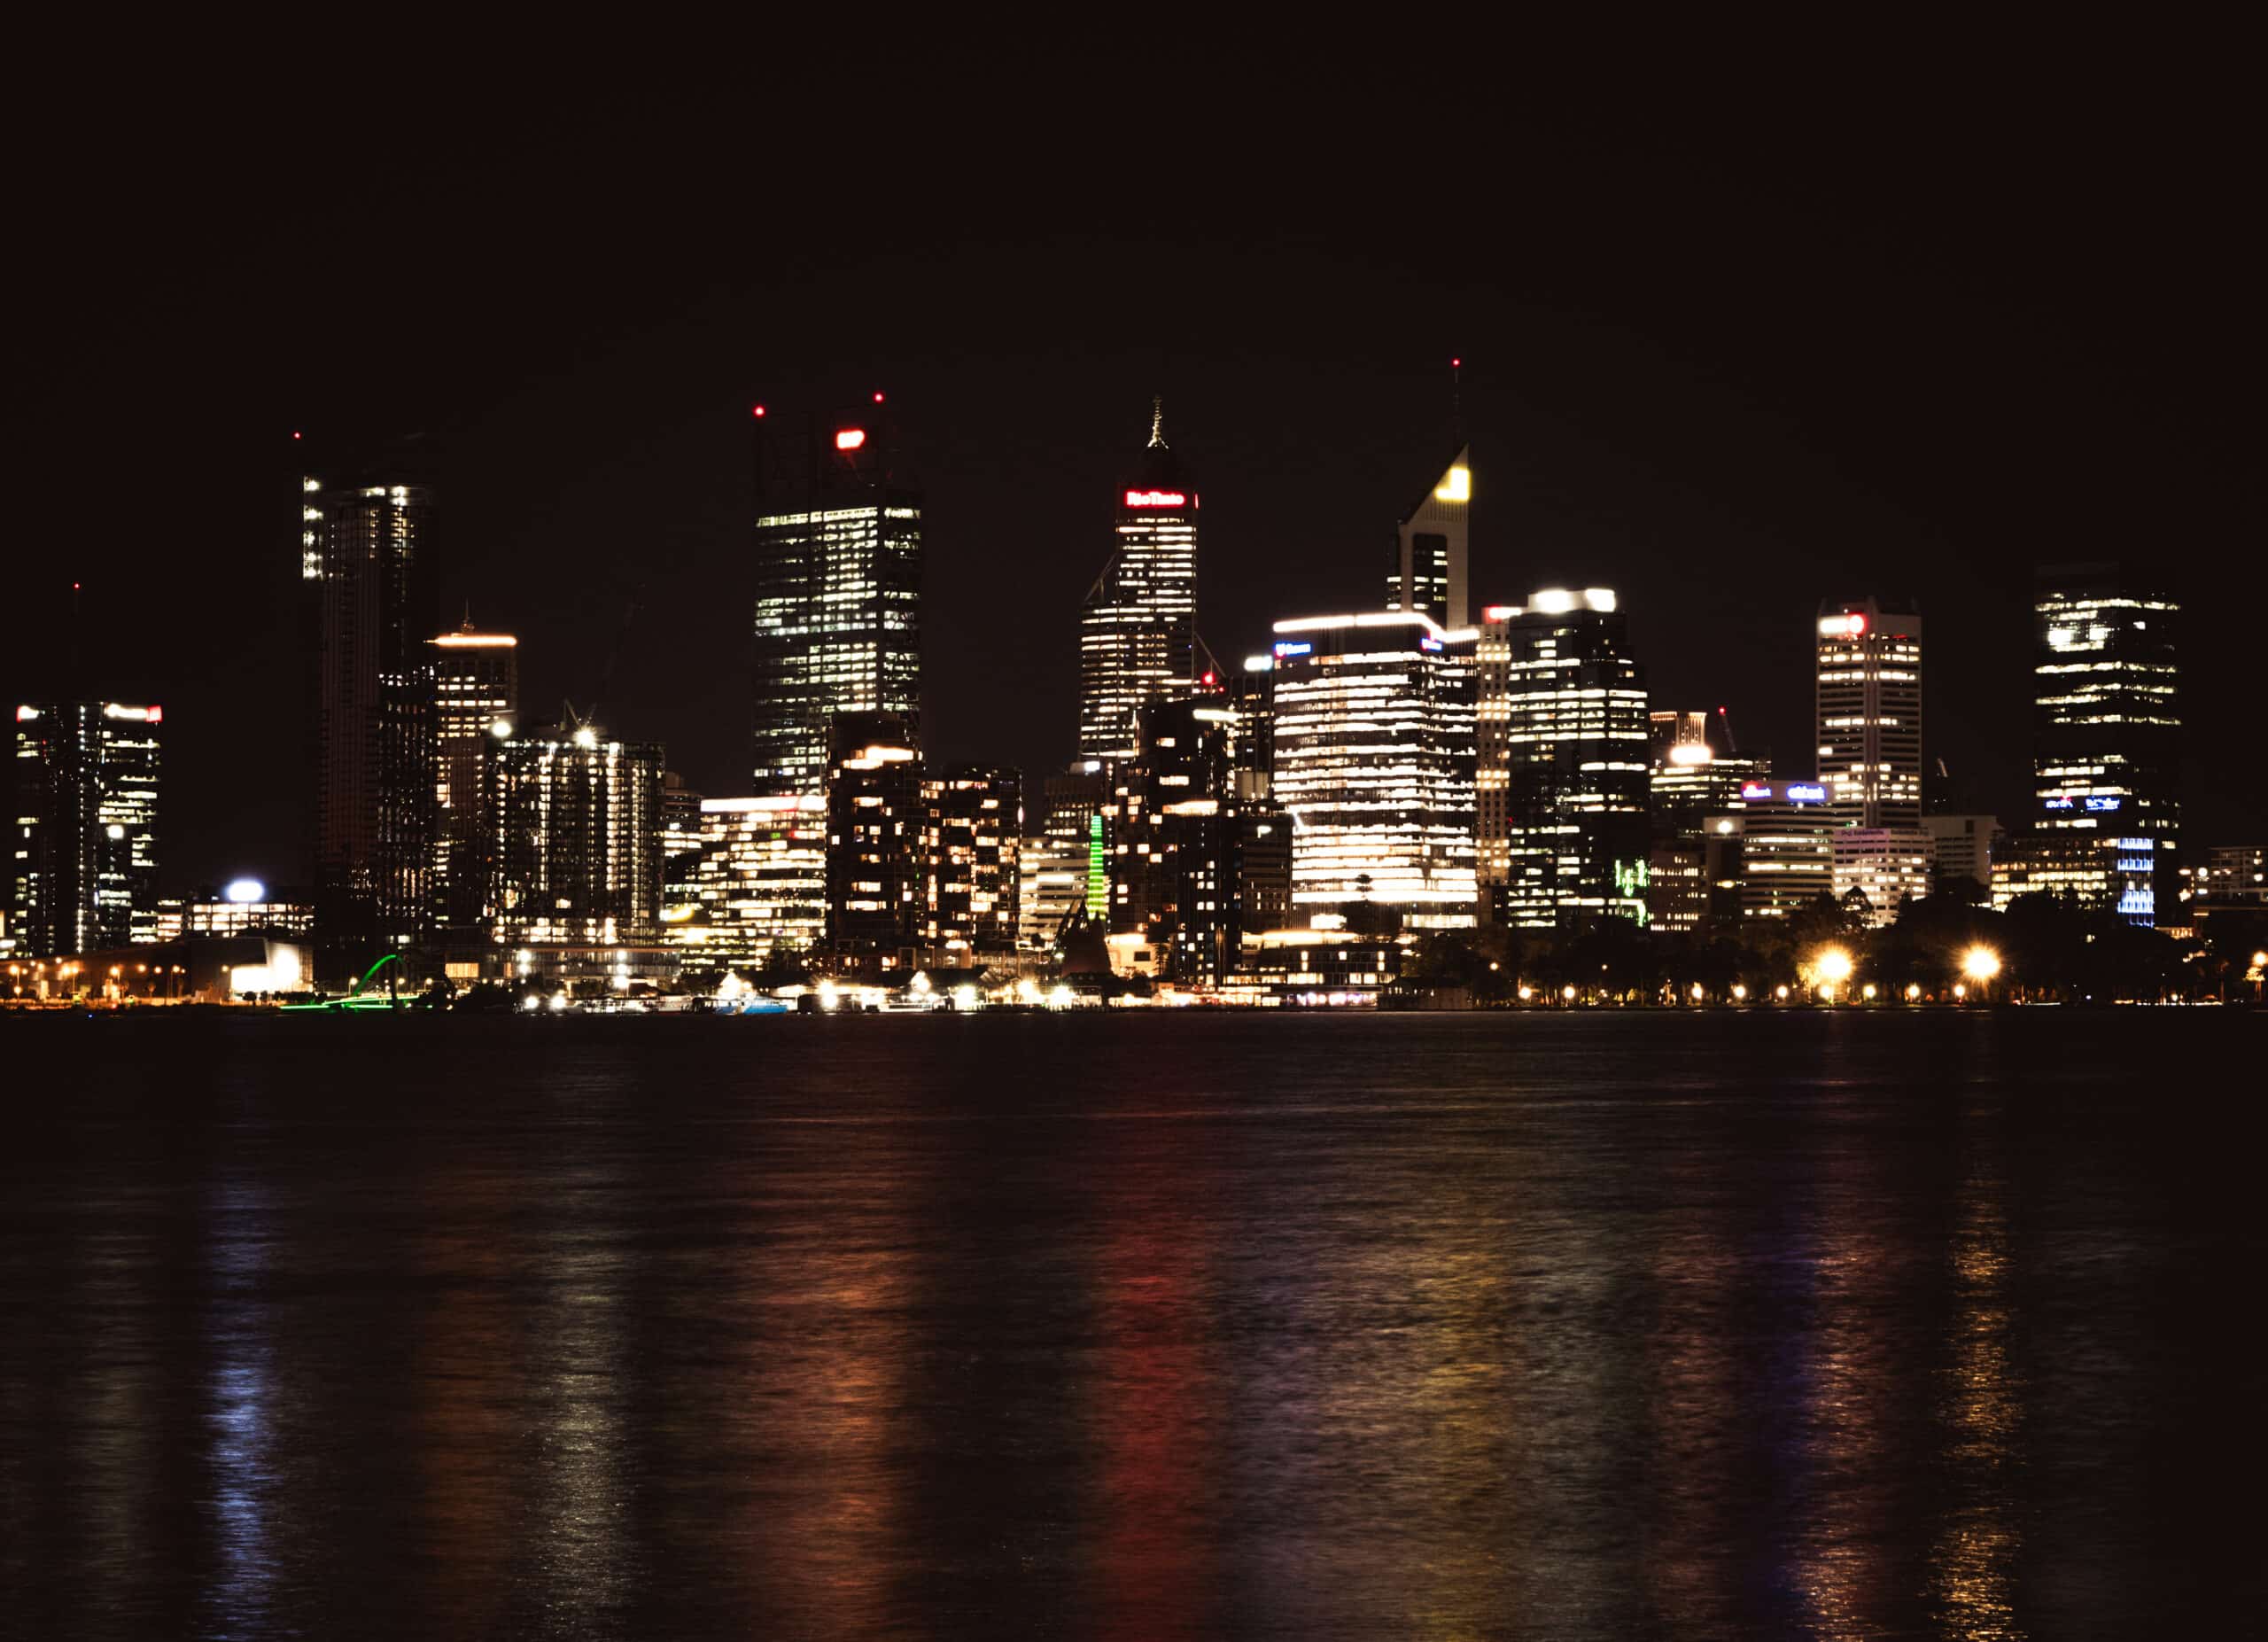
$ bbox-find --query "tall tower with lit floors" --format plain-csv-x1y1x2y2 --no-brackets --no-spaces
1079,400,1199,762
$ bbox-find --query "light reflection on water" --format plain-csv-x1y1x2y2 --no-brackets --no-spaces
0,1010,2259,1638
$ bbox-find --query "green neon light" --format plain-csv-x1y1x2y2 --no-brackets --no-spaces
1086,813,1107,919
353,950,405,994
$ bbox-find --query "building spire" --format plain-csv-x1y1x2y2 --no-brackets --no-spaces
1148,395,1167,449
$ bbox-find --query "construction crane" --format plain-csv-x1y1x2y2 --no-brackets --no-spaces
1715,704,1739,755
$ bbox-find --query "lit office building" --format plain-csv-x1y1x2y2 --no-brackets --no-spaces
2032,563,2179,919
662,796,827,971
920,767,1021,964
1039,764,1110,923
1018,835,1091,953
491,720,664,947
1477,591,1651,929
1079,401,1199,761
11,701,161,955
1816,597,1922,829
752,409,921,795
1924,814,2003,895
1385,446,1472,629
1106,697,1244,983
156,880,315,939
304,455,439,967
427,622,517,930
1991,832,2158,922
1644,710,1767,931
1705,779,1840,921
1830,828,1936,927
825,711,922,965
1270,611,1477,928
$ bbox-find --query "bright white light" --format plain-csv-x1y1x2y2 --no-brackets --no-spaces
106,824,125,839
1433,465,1471,502
224,877,265,904
1048,984,1075,1008
1814,948,1854,985
490,720,512,739
573,727,598,750
911,970,932,994
952,984,978,1010
521,993,542,1011
548,992,568,1012
1668,743,1713,767
1961,946,2001,983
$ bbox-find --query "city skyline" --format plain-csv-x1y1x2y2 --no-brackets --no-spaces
11,101,2259,896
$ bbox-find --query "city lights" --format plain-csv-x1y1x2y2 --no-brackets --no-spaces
1961,946,2002,984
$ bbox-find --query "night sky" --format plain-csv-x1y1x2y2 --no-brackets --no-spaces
13,56,2258,892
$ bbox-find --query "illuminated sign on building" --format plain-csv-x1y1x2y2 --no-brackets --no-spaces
1784,782,1828,805
1273,641,1312,658
1741,782,1774,800
1819,612,1868,636
1122,489,1189,508
2085,795,2123,812
834,428,867,451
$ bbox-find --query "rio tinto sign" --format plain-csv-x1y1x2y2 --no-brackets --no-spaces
1123,489,1189,509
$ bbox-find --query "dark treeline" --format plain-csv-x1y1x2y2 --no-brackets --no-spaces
1404,891,2268,1005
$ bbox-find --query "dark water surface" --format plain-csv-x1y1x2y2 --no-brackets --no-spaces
2,1009,2260,1638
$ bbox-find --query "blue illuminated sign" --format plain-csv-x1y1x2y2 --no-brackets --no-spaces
2044,798,2075,810
1273,641,1312,658
1419,637,1443,651
1784,782,1827,805
2084,795,2122,812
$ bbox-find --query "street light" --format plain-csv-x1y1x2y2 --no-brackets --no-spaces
1961,946,2001,1000
1812,946,1854,1003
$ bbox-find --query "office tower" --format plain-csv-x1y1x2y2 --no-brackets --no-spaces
1644,710,1768,930
1017,835,1091,953
427,622,517,930
1476,591,1651,929
1227,662,1275,800
825,711,922,964
1039,764,1109,922
920,767,1022,964
1385,446,1472,628
1831,829,1936,927
2032,562,2179,918
1990,832,2158,922
1106,696,1244,982
10,701,161,955
662,795,827,971
1236,805,1293,933
175,881,315,938
1815,597,1922,830
752,407,921,795
304,455,439,968
1705,778,1840,921
1923,814,2003,895
1269,611,1477,928
1079,400,1199,761
490,719,664,947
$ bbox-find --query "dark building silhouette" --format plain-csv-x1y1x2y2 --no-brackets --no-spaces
825,711,922,967
302,447,439,975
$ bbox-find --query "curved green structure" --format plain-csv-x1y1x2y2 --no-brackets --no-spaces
352,951,405,995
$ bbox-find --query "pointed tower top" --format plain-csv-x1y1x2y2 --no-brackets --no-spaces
1148,396,1167,449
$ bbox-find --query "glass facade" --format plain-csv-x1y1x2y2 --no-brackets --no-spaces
753,423,920,795
427,625,517,931
1270,612,1477,926
661,796,827,971
1383,446,1471,629
2031,562,2178,920
490,724,664,947
1816,597,1923,830
11,702,161,955
919,768,1022,962
1079,404,1198,761
1478,592,1651,929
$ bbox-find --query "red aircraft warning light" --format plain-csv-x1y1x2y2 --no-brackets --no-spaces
873,391,885,404
752,404,766,419
835,428,867,451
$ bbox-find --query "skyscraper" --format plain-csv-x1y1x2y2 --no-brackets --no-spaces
661,795,827,972
752,408,921,795
11,701,161,955
1477,590,1652,928
1384,446,1472,629
491,718,664,949
1106,696,1244,982
919,767,1022,964
1269,611,1477,928
1815,597,1923,829
1079,400,1200,762
427,621,517,930
2032,562,2179,917
824,711,922,965
304,454,439,969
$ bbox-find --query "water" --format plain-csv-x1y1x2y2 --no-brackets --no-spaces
1,1009,2259,1638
